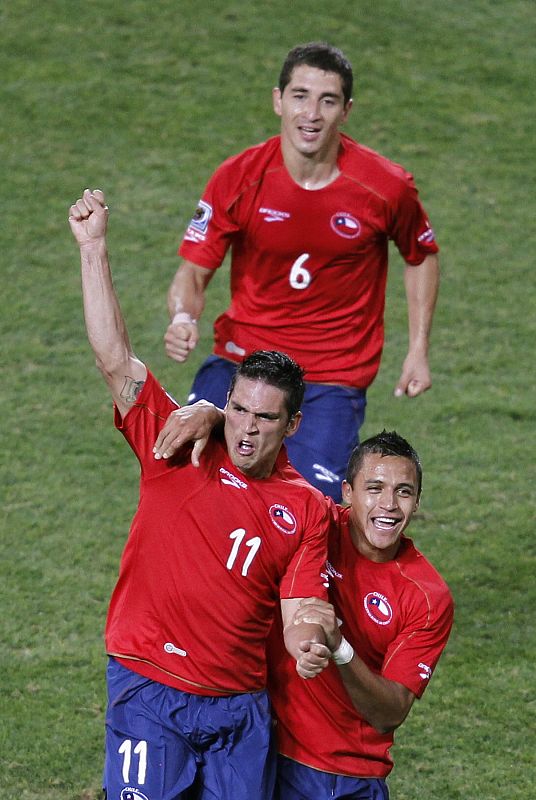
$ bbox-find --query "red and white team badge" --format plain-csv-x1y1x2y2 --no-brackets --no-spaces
364,592,393,625
330,212,361,239
269,504,297,534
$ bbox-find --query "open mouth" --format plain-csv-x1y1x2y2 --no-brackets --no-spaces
372,516,401,531
237,440,255,456
298,125,321,138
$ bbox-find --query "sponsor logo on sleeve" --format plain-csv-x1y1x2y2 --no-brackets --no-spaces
417,222,436,244
418,662,432,680
326,560,343,580
269,504,297,534
364,591,393,625
330,212,361,239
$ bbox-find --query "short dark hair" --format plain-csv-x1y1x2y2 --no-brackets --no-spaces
279,42,353,105
345,430,423,498
228,350,305,420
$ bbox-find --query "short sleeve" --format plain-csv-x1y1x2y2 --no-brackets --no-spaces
114,371,181,478
178,158,241,268
382,586,453,697
279,497,330,601
388,174,439,266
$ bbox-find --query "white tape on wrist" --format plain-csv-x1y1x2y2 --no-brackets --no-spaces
172,312,197,325
332,636,354,665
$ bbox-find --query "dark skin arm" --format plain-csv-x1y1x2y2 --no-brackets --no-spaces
294,598,416,733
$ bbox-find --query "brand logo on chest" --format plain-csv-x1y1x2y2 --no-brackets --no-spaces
219,467,248,489
259,207,291,222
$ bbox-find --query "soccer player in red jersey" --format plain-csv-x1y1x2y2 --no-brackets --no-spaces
270,431,454,799
154,418,453,799
164,42,440,502
69,189,332,800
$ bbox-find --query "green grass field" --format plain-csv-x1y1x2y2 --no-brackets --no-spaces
1,1,534,797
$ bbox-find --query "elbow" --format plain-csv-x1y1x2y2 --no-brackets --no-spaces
94,345,129,381
369,714,402,736
371,720,398,736
368,707,410,735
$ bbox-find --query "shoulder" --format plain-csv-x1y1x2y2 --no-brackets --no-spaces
212,136,282,185
271,457,332,524
396,537,454,612
339,133,417,200
117,370,178,426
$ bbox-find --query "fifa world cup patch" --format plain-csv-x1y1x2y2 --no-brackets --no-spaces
269,504,297,534
188,199,212,234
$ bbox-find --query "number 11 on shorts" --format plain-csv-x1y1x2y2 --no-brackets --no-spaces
118,739,148,785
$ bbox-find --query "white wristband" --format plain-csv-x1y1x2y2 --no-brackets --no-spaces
332,636,354,665
171,312,197,325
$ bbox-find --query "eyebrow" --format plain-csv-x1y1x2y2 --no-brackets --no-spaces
230,401,281,420
290,86,342,100
365,480,416,491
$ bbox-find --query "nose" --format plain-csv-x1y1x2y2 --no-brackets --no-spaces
303,98,321,120
379,490,397,511
244,413,259,434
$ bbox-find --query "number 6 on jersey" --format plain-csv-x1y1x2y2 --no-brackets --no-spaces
289,253,311,290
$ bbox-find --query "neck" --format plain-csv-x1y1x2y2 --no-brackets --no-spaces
348,518,400,563
281,137,341,190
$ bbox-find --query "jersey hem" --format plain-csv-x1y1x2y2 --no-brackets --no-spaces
109,653,265,697
278,752,391,779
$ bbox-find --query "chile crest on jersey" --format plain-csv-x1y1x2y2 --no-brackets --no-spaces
364,591,393,625
269,504,297,534
330,212,361,239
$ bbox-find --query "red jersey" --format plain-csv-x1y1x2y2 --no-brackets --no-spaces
179,134,438,388
106,371,329,696
268,504,453,777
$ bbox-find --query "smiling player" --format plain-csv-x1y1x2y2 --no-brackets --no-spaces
271,431,454,799
164,42,440,502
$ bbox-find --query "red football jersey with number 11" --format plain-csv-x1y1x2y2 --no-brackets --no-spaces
105,371,329,696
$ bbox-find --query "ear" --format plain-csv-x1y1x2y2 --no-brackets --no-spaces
272,86,282,117
285,411,302,437
341,98,353,124
341,480,352,506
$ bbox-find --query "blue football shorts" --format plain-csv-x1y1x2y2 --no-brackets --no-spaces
276,755,389,800
187,355,367,502
103,658,276,800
